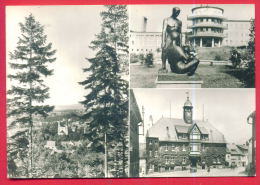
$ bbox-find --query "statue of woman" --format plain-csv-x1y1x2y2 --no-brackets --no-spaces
161,7,200,76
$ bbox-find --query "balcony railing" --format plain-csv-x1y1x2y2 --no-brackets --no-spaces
187,14,227,20
187,23,227,29
189,151,201,156
188,32,225,38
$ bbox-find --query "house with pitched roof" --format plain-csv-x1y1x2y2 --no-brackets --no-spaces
145,95,227,173
226,143,248,167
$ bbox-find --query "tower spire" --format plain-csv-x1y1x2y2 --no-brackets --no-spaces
186,91,190,100
183,91,193,124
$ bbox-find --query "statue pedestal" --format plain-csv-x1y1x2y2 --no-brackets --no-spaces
155,73,203,88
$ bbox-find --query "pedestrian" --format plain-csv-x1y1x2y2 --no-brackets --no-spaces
207,164,210,173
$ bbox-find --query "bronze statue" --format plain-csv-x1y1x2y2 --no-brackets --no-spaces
161,7,199,76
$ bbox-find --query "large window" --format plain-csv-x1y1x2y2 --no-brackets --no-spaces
190,143,201,152
155,151,158,157
190,133,200,140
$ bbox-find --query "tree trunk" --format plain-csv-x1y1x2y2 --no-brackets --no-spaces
104,132,108,177
122,138,126,177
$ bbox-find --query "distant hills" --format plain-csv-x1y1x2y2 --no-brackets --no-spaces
53,104,84,111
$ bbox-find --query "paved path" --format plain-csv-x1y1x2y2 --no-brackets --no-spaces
144,167,247,177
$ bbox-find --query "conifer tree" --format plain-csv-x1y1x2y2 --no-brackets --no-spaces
7,14,56,177
79,5,128,177
245,19,255,87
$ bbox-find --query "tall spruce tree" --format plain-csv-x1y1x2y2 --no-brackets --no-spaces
7,14,56,177
79,5,128,177
245,19,255,87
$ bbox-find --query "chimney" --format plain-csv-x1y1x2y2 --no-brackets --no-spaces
166,126,170,138
142,17,147,32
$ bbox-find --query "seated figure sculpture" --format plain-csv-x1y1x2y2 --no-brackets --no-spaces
161,7,199,76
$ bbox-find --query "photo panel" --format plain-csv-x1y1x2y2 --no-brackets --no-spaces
6,5,129,178
129,88,256,177
129,4,255,88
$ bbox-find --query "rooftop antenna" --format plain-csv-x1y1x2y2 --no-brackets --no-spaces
186,91,190,100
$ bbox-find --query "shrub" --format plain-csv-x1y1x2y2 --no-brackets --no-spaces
214,54,222,61
130,53,139,63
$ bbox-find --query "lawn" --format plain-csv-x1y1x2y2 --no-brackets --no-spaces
130,63,246,88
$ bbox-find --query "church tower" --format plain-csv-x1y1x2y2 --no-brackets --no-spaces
183,93,193,124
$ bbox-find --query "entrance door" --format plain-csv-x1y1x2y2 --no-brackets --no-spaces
191,158,197,167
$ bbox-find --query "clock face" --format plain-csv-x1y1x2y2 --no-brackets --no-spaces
186,111,191,117
185,109,192,122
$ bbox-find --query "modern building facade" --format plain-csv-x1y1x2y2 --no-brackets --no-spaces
223,20,251,46
187,6,227,47
129,90,142,177
129,6,252,54
145,95,227,173
129,31,161,55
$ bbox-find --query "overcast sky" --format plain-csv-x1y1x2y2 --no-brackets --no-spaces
6,6,104,106
130,4,255,32
133,89,255,144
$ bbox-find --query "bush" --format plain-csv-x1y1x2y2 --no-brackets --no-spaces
130,53,139,63
214,54,222,61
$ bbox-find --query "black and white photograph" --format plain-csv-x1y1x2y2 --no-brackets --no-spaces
5,3,257,180
6,5,129,178
130,89,256,177
129,4,255,88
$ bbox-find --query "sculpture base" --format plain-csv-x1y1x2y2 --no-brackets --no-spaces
156,73,203,88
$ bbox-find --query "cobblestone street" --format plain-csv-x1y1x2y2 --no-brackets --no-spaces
144,167,247,177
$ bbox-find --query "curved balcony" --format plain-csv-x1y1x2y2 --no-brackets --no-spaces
187,22,227,29
187,14,227,20
189,32,225,38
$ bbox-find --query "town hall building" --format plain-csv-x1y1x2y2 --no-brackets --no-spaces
145,95,227,173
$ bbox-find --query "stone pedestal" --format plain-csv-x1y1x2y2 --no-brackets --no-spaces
155,73,203,88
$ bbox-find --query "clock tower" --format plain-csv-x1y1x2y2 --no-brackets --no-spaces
183,93,193,124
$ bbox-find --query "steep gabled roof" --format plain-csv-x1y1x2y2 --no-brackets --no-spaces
226,143,245,156
147,117,226,144
175,125,189,134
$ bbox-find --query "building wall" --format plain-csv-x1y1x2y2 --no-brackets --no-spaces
226,154,244,167
146,137,226,173
129,32,161,55
129,31,187,59
223,20,251,46
129,90,142,177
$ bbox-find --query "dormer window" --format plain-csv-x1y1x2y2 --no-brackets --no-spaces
190,133,200,140
189,124,201,140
